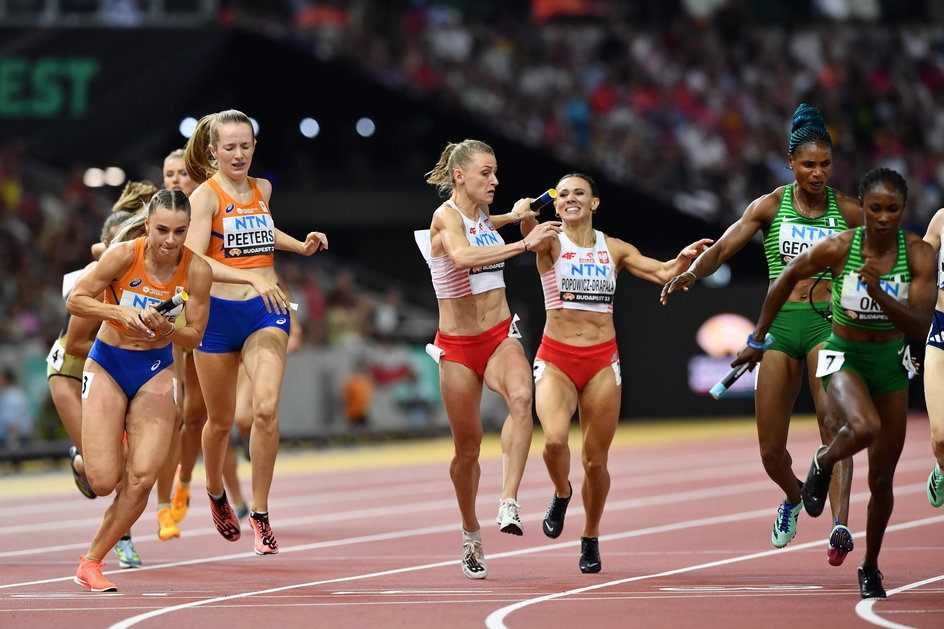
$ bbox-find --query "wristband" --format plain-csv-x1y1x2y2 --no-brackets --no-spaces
523,241,529,252
160,325,176,338
746,333,771,350
681,270,697,282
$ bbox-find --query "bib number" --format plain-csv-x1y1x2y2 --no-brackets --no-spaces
81,371,94,399
901,344,919,378
815,349,845,378
508,314,522,339
46,339,66,371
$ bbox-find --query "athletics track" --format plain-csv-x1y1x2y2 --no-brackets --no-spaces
1,415,942,628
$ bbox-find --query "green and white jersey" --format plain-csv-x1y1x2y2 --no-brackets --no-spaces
832,227,911,331
764,184,847,279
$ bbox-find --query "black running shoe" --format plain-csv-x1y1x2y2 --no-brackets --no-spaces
543,482,572,539
858,565,886,599
69,446,96,500
579,537,601,574
801,447,832,517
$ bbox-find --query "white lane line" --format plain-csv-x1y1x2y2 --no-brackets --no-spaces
0,467,775,557
484,514,944,629
104,513,944,628
855,573,944,629
4,450,935,558
0,479,932,589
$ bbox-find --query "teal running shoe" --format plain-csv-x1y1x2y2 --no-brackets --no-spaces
929,463,944,508
114,538,142,569
771,500,802,548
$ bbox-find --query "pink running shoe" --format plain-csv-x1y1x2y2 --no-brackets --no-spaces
249,511,279,555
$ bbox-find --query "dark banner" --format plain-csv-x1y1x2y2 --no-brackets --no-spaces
0,28,234,165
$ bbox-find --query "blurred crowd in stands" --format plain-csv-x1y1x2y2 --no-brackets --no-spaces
5,0,944,448
231,0,944,228
0,144,436,450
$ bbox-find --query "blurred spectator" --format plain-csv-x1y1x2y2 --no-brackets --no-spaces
0,368,34,449
364,333,413,386
342,359,374,426
372,287,404,338
394,368,434,427
325,267,371,347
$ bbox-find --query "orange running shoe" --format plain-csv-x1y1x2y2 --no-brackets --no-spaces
74,556,117,592
170,474,190,523
157,507,180,541
249,511,279,555
208,491,241,541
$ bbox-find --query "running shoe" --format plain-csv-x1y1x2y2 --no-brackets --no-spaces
235,504,249,520
496,499,524,536
858,564,886,599
157,506,180,541
170,471,190,522
208,491,241,541
114,538,142,569
928,463,944,508
248,511,279,555
827,522,854,567
579,537,601,574
69,446,96,500
461,537,488,579
801,446,832,517
74,556,117,592
771,499,802,548
542,482,572,539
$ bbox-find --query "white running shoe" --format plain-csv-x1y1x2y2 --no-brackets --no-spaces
496,499,523,535
461,538,488,579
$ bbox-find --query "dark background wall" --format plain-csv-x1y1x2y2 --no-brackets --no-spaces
6,26,924,420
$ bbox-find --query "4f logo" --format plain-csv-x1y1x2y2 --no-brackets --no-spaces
561,251,576,260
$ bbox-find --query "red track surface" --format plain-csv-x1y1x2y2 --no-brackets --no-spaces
1,416,942,629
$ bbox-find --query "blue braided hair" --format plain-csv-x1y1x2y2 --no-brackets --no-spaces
788,103,832,155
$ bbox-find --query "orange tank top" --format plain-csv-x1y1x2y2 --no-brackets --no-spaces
105,237,193,335
206,178,275,269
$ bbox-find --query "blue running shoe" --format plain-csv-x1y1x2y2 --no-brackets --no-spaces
771,500,802,548
827,522,854,566
114,538,142,569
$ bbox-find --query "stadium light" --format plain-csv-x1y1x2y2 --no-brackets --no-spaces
179,117,198,138
104,167,126,187
83,168,105,187
300,117,320,138
355,117,376,138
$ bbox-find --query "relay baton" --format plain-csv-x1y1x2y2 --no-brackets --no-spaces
709,333,774,399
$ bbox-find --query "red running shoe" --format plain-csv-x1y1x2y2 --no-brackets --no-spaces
74,556,117,592
208,491,241,541
249,511,279,555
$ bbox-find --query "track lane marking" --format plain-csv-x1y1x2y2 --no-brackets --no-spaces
484,514,944,629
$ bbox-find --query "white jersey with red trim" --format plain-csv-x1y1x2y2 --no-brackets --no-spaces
541,229,616,314
427,200,506,300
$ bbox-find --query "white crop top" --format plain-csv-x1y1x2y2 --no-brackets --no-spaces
541,230,616,314
419,201,507,300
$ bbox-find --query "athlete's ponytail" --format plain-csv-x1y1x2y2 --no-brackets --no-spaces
425,139,494,198
788,103,832,155
185,109,254,185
